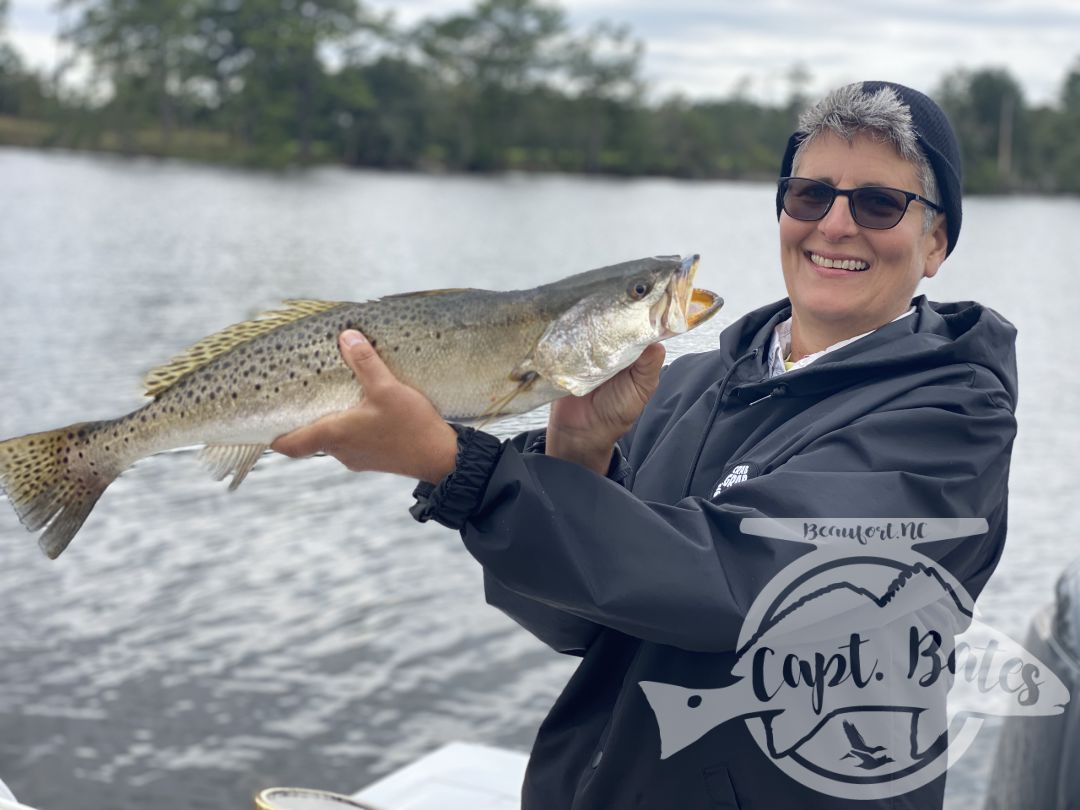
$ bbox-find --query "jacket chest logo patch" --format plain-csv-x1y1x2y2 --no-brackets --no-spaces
712,462,758,498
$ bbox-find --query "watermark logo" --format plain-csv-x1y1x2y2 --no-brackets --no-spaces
639,518,1071,800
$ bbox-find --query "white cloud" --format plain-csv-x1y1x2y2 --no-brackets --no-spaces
6,0,1080,105
7,28,62,73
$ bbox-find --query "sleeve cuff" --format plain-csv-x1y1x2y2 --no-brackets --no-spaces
517,430,633,487
409,424,504,529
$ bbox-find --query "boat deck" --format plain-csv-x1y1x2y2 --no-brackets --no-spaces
352,742,527,810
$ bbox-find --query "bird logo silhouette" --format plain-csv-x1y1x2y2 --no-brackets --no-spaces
839,720,894,769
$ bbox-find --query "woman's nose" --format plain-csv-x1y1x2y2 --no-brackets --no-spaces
817,195,860,239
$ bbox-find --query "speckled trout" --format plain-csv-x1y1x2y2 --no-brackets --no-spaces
0,254,720,559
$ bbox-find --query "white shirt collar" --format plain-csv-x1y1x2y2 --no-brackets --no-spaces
767,307,916,378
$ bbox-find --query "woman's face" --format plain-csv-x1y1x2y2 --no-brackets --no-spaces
779,131,948,347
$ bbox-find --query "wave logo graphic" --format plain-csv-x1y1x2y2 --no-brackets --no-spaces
639,519,1071,800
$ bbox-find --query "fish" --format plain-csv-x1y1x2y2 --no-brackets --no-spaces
0,254,721,559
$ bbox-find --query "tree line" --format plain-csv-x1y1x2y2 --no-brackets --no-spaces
1,0,1079,193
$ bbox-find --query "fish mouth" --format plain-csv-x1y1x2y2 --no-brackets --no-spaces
663,254,723,335
688,287,722,327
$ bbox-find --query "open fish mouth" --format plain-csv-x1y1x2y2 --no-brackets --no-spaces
663,254,723,334
688,287,723,327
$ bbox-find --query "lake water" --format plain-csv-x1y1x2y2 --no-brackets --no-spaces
0,147,1078,809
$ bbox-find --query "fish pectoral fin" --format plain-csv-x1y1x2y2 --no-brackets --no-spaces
476,371,541,428
198,444,269,491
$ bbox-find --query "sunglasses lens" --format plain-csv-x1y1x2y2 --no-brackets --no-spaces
782,178,834,221
781,178,913,229
851,188,909,228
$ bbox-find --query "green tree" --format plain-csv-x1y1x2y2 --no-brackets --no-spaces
1053,58,1080,192
0,0,50,119
0,0,21,113
415,0,568,169
564,21,643,171
196,0,375,164
937,67,1027,192
332,56,440,168
59,0,199,149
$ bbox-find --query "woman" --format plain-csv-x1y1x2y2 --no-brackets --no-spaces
274,82,1017,808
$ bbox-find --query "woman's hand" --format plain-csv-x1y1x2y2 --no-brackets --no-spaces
271,331,458,484
546,342,665,475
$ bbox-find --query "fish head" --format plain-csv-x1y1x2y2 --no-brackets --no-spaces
522,254,722,396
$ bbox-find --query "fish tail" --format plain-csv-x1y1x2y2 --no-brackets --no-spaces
0,420,127,559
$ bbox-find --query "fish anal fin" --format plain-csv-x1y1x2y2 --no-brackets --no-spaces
143,299,344,396
198,444,268,490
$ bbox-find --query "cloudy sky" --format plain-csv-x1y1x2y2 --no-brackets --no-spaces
6,0,1080,106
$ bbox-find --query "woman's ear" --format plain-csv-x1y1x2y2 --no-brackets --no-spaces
922,215,949,279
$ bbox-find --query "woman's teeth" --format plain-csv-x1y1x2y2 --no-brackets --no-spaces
810,253,869,271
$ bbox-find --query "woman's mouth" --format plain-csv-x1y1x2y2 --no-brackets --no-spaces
807,252,870,273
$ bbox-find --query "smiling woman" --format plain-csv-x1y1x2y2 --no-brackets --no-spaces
775,81,962,364
270,81,1019,810
778,131,949,357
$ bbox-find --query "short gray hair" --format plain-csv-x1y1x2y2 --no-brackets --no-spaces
791,83,940,232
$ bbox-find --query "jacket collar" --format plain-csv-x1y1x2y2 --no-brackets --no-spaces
717,296,1017,406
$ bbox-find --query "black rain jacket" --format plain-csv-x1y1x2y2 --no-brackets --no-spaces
412,295,1018,809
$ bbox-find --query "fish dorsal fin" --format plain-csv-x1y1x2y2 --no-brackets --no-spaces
142,299,343,396
378,288,478,300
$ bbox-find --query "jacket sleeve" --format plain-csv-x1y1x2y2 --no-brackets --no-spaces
440,379,1016,654
466,429,631,655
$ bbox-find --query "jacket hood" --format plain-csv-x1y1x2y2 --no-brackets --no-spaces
718,296,1018,407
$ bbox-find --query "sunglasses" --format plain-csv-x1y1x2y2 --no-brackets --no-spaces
779,176,943,230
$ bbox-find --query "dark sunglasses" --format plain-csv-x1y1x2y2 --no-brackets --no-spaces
779,176,943,230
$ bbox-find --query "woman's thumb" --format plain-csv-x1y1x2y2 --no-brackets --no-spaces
339,330,393,393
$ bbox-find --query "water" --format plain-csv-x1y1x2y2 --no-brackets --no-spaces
0,147,1078,809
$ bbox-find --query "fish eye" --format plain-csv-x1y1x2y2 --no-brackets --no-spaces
628,280,653,300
